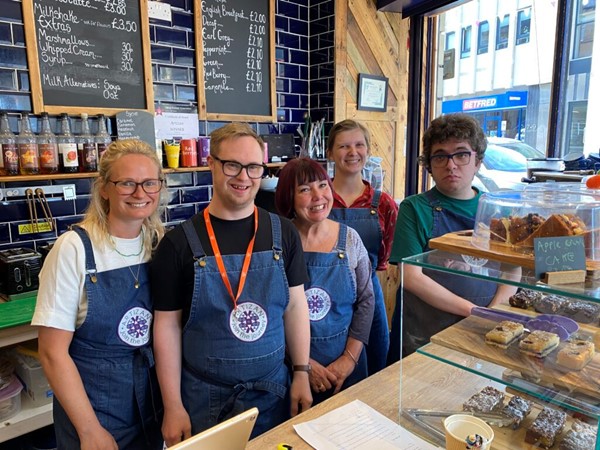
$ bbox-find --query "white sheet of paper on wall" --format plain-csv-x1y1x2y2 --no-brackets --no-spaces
148,1,172,21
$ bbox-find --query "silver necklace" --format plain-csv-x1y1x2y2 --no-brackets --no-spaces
112,233,144,288
126,257,142,289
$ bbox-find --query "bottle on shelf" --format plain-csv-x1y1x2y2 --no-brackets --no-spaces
17,113,39,175
0,112,18,176
78,113,97,172
57,113,79,173
95,114,112,160
37,113,59,174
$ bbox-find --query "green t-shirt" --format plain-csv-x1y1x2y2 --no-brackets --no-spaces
390,186,482,263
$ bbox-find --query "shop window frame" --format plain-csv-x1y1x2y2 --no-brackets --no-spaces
477,20,489,54
516,8,531,45
460,25,472,58
496,14,510,50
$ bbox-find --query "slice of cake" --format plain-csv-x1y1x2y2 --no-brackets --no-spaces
519,330,560,358
518,213,586,247
556,339,595,370
559,420,598,450
533,294,568,315
561,301,600,324
511,213,545,244
489,217,510,243
509,289,544,309
485,321,525,349
525,407,567,449
501,395,533,429
463,386,505,414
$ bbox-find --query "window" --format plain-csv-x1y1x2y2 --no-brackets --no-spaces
496,14,510,50
443,32,456,79
477,21,489,54
573,0,595,59
516,8,531,45
445,31,456,50
405,0,598,195
461,26,472,58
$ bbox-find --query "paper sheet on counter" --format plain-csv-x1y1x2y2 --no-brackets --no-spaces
293,399,441,450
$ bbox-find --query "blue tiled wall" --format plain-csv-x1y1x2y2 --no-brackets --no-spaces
0,0,335,252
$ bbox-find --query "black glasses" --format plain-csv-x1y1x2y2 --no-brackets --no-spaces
108,179,163,195
429,151,474,168
212,155,266,179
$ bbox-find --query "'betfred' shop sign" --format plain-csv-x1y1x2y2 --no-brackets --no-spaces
463,97,497,111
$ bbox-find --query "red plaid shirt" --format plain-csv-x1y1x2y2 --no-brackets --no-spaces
332,181,398,271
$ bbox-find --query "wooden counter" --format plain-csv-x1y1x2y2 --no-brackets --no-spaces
248,351,508,450
248,344,593,450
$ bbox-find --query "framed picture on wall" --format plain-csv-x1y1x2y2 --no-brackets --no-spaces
357,74,389,112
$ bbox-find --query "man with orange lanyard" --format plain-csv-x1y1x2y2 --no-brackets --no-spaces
151,123,312,446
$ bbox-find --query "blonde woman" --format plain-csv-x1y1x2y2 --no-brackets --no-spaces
33,139,165,449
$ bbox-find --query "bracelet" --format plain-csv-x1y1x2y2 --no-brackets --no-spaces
344,349,358,366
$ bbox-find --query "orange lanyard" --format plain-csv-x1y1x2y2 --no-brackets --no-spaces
203,207,258,310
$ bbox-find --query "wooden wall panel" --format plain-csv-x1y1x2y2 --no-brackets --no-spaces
334,0,409,200
334,0,409,323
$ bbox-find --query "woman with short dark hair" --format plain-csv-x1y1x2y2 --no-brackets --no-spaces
276,158,374,404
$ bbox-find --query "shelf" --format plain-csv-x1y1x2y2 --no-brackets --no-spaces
400,248,600,448
402,249,600,303
0,396,53,443
0,162,286,183
399,351,593,450
422,328,600,416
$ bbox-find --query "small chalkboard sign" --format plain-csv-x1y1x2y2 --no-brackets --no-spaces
534,236,587,279
116,111,156,148
23,0,154,115
196,0,275,121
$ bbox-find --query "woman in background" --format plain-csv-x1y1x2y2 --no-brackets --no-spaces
275,157,374,404
33,139,165,449
327,120,398,373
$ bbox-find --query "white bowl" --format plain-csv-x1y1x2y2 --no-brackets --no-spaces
260,177,279,191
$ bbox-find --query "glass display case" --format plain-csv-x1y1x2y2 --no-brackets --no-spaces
398,249,599,450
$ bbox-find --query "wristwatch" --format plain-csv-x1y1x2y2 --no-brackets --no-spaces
292,364,312,373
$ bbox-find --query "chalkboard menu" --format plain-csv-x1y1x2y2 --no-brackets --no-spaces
197,0,275,121
23,0,154,114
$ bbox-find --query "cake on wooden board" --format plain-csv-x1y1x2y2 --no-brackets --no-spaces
519,330,560,358
556,339,595,370
485,321,525,349
489,213,586,247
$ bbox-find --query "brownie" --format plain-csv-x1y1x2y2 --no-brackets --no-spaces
561,301,600,324
525,407,567,449
463,386,505,414
559,420,597,450
533,294,568,315
509,289,543,309
501,395,533,429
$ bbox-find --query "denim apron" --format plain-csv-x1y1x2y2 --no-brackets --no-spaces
390,190,498,358
329,190,389,374
304,224,368,405
180,213,289,438
53,226,163,450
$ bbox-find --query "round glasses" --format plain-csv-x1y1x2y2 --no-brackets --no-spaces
429,151,474,168
108,179,163,195
213,155,266,179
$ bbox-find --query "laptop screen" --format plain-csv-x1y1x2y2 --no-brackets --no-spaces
167,408,259,450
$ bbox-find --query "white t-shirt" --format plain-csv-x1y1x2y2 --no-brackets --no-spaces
32,229,149,331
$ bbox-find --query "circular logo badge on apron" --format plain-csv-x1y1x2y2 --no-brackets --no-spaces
305,287,331,321
118,307,152,346
230,302,268,342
